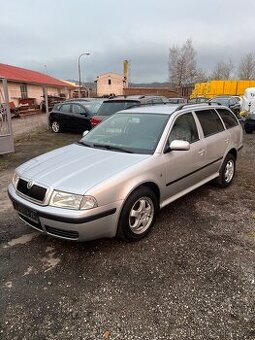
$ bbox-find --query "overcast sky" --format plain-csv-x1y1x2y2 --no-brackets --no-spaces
1,0,255,83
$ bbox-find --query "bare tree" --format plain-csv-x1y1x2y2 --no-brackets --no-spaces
169,39,198,87
211,59,234,80
238,53,255,79
195,67,208,83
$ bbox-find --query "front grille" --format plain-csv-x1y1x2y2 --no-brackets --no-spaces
45,226,79,240
17,179,47,202
18,214,43,230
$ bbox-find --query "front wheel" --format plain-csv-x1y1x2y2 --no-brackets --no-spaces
214,154,236,188
117,187,157,242
51,120,61,133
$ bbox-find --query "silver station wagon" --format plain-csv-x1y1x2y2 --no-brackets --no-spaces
8,103,243,242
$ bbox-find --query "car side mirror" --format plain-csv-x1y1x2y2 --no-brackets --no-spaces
169,140,190,151
82,130,89,137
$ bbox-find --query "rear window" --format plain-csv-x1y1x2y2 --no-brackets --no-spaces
216,108,239,129
195,109,224,137
96,100,140,116
59,104,71,113
82,101,103,114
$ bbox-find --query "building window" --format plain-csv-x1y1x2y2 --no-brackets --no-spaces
108,79,111,85
20,84,28,98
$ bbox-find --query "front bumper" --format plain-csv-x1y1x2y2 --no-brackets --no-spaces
8,184,122,242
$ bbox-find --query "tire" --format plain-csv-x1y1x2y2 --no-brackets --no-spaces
244,128,253,134
117,186,157,242
51,120,61,133
214,153,236,188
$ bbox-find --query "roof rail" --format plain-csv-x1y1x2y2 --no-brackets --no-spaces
174,102,222,112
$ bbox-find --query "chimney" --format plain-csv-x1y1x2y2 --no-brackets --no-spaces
123,60,128,87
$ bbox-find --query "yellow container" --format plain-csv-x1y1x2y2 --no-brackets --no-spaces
191,80,255,98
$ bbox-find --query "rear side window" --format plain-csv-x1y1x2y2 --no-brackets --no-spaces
216,109,238,129
60,104,71,113
195,109,224,137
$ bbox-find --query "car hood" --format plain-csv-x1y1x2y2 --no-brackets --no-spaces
17,143,150,194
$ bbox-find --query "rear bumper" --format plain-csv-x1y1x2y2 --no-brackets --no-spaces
8,184,122,242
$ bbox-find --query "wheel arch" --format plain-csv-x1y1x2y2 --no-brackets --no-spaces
121,181,161,212
228,148,237,160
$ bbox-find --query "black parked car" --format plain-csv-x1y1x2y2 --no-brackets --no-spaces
243,117,255,134
49,100,104,133
91,95,167,127
208,96,241,117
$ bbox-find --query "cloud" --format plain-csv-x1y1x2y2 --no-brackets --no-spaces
0,0,255,82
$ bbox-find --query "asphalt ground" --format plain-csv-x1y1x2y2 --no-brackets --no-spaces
0,127,254,340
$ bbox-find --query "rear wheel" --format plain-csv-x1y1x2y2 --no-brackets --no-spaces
244,127,253,134
214,154,236,188
51,120,61,133
117,187,157,242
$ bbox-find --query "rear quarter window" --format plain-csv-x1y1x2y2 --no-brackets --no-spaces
216,108,239,129
195,109,224,137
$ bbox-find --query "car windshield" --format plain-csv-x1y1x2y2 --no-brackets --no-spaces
211,98,229,106
79,112,169,154
96,100,140,116
81,100,104,114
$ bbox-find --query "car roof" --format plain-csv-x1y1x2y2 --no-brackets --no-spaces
104,95,164,102
117,102,225,116
117,104,179,115
210,95,234,99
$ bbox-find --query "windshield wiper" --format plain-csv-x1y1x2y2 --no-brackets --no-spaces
76,141,92,147
93,144,134,153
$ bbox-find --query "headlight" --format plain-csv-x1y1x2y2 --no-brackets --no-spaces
50,190,98,210
12,172,20,188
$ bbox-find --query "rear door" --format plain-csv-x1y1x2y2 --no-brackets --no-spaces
194,108,229,177
71,104,91,131
216,108,242,149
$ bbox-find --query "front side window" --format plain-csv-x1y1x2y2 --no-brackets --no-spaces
168,113,199,144
216,108,238,129
60,104,71,113
195,109,224,137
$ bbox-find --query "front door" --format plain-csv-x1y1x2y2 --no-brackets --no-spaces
162,112,206,202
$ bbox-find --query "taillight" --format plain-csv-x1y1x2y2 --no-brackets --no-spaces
91,116,102,127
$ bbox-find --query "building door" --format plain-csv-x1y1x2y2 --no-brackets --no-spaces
0,78,15,154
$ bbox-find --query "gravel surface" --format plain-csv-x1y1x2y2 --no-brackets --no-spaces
11,113,47,137
0,129,254,339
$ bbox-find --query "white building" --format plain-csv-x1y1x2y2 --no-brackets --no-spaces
96,72,126,97
0,63,74,108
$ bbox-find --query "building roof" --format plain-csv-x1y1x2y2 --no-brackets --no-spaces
96,72,123,78
0,63,73,88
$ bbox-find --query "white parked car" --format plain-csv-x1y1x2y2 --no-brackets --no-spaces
8,103,243,242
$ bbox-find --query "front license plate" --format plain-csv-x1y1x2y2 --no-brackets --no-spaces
13,201,39,223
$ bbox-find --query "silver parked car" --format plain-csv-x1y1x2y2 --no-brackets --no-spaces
8,103,243,242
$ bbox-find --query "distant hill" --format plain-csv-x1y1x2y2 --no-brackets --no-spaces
129,82,170,88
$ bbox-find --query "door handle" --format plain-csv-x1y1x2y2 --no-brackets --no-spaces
198,149,205,156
